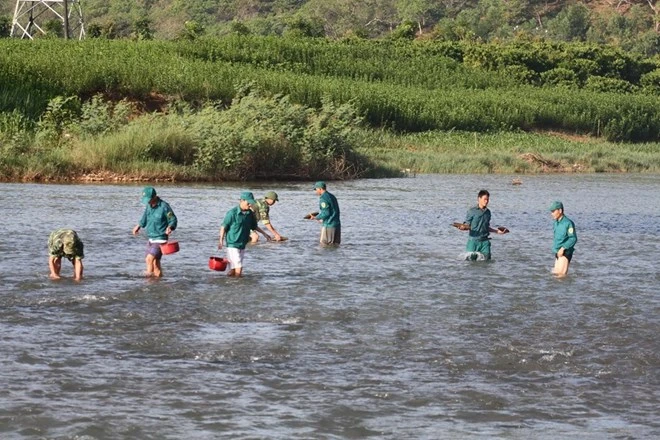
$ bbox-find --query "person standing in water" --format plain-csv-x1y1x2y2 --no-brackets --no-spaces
309,181,341,245
459,189,507,260
219,191,270,277
549,200,577,276
48,229,84,280
132,186,178,278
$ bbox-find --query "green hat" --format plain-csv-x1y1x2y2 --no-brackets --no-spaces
314,181,326,189
264,191,279,202
141,186,157,204
548,201,564,211
240,191,256,205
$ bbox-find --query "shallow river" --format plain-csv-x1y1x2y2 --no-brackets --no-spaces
0,174,658,439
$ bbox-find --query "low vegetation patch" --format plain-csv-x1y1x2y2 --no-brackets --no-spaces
0,86,375,182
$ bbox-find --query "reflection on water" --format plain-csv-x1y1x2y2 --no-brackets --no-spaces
0,175,659,439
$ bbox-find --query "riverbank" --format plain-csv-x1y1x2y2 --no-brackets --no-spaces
3,128,660,184
356,129,660,176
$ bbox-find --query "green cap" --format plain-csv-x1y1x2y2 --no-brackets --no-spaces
264,191,279,202
314,181,326,189
141,186,156,204
240,191,256,205
548,201,564,211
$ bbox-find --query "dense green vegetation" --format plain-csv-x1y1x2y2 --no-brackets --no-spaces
4,37,660,138
2,0,660,57
1,36,660,181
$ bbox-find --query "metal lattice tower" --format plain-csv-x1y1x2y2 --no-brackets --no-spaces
11,0,85,40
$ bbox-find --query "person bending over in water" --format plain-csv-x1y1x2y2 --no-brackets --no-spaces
48,228,84,280
250,191,284,243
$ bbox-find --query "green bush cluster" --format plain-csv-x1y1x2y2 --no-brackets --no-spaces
190,86,366,180
78,94,134,136
0,86,369,181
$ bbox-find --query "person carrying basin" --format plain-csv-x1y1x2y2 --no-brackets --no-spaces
132,186,178,278
219,191,270,277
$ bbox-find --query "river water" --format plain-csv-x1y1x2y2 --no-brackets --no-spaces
0,174,658,439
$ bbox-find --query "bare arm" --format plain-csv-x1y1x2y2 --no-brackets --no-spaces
49,256,61,280
218,226,225,249
265,223,281,240
73,258,84,281
255,226,273,241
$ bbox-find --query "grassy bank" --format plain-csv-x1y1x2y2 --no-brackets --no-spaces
2,37,660,181
357,130,660,175
2,125,659,183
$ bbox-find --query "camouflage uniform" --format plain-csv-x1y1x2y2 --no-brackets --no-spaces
48,229,84,261
251,198,271,225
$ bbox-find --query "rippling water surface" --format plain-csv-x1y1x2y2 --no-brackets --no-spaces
1,175,659,439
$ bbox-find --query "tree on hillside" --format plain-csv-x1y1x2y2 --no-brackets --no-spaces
548,3,591,41
300,0,397,38
395,0,439,35
627,0,660,32
0,15,9,37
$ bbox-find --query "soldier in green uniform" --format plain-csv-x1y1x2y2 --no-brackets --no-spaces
48,229,84,280
549,201,577,276
132,186,178,278
219,192,270,277
249,191,283,243
460,189,507,260
310,181,341,245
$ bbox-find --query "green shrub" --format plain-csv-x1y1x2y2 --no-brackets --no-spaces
585,76,635,94
540,67,579,88
602,105,660,142
284,16,325,38
501,65,539,85
0,110,33,155
390,21,417,41
559,58,599,83
35,95,80,148
78,94,133,136
640,69,660,94
191,86,365,179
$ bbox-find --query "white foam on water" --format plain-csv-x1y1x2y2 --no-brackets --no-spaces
461,252,487,261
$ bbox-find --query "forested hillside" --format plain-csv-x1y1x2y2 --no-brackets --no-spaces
1,0,660,55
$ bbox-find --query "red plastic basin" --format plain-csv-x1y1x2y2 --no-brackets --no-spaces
160,241,179,255
209,256,228,271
